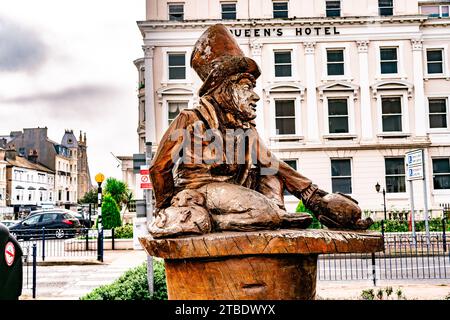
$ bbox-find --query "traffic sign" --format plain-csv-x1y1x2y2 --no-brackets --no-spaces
139,174,153,190
405,149,424,181
4,242,15,267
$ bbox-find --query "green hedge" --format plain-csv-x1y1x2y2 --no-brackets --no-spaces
80,259,167,300
295,200,322,229
369,218,450,233
113,224,133,239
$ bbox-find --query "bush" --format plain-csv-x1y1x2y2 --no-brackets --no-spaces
296,200,322,229
369,218,450,233
80,260,167,300
101,194,122,229
114,224,133,239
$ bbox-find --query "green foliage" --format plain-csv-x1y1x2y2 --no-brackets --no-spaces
113,224,133,239
296,200,322,229
361,287,405,300
368,218,450,233
101,194,122,229
105,178,129,207
78,189,98,204
80,260,167,300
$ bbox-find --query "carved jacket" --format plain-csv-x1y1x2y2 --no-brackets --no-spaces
149,96,312,209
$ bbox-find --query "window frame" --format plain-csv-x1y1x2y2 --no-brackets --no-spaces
432,158,450,190
376,93,409,136
326,0,341,17
274,50,293,78
323,94,356,136
168,3,184,21
162,99,192,131
270,95,303,137
420,4,450,18
330,158,352,195
385,157,406,194
167,52,186,81
427,97,449,131
424,45,449,79
379,0,394,16
380,47,398,75
282,159,298,196
426,48,444,75
381,96,403,133
221,2,237,20
273,1,289,19
162,47,192,84
274,99,297,136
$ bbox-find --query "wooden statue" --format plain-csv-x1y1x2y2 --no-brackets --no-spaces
148,24,373,238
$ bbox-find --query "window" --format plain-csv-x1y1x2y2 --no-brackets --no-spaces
282,160,297,195
432,159,450,190
168,4,184,21
331,159,352,194
327,49,344,76
42,213,57,224
275,100,296,135
273,1,288,18
421,5,450,18
429,99,448,129
382,97,402,132
385,158,406,193
380,47,398,74
221,3,236,20
427,49,444,74
168,53,186,80
24,215,41,226
326,0,341,17
379,0,393,16
168,102,187,125
274,51,292,77
328,98,349,134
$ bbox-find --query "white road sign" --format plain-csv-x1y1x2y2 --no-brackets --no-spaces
407,166,424,181
406,149,423,167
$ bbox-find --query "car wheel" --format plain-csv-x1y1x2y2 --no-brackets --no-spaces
55,229,65,239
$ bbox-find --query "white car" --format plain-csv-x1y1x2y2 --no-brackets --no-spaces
0,220,21,228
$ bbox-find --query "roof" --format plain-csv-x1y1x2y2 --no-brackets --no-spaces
5,156,55,174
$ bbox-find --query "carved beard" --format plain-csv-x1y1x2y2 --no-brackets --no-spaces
211,77,254,126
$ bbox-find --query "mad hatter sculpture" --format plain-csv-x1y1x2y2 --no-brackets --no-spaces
148,24,373,238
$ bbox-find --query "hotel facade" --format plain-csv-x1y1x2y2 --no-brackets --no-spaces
135,0,450,216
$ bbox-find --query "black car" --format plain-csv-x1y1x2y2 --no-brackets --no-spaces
29,209,91,228
9,211,82,240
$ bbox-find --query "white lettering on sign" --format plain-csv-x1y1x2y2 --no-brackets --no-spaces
407,166,424,181
406,150,423,167
5,241,15,267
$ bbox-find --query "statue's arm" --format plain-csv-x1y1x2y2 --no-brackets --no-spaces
149,112,190,209
254,130,312,198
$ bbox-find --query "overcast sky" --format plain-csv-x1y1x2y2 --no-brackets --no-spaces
0,0,145,183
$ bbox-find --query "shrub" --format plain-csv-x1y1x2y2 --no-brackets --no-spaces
101,194,122,229
368,218,450,233
296,200,322,229
80,260,167,300
114,224,133,239
105,178,128,208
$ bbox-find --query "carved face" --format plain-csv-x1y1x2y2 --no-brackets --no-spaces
230,77,260,121
171,189,205,207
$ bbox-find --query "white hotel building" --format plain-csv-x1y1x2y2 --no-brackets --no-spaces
135,0,450,216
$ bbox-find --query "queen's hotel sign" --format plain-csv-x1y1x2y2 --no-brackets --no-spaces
230,26,341,38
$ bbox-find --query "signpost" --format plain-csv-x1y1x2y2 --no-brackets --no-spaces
95,173,105,262
405,149,430,244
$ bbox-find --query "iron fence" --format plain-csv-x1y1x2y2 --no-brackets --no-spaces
318,231,450,281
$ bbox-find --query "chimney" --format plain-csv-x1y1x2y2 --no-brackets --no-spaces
79,130,83,143
28,149,38,163
84,132,87,144
5,148,17,161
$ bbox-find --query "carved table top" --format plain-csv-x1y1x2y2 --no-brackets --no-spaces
139,229,384,260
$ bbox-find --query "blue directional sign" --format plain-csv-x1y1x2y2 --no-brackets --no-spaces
405,149,424,181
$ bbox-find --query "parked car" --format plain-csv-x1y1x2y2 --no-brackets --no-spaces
29,208,91,228
9,211,82,240
0,220,20,228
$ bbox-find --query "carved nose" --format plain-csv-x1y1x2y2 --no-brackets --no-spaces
253,92,260,103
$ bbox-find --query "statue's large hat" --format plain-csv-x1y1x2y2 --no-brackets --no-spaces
191,24,261,96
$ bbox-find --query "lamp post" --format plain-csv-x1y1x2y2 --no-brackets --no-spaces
375,182,387,221
95,173,105,262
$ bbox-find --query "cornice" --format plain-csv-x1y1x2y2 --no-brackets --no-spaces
137,15,429,32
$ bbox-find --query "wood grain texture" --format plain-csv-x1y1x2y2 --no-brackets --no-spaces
139,229,384,260
165,254,318,300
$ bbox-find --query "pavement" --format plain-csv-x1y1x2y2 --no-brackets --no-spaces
19,249,450,300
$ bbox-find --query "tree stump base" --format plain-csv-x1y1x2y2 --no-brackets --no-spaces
139,229,384,300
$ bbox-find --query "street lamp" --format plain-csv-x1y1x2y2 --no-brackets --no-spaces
375,182,387,221
95,173,105,262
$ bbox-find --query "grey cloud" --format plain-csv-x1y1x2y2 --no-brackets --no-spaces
0,16,48,72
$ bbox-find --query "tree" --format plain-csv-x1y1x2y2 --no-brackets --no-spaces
104,178,128,208
296,200,322,229
101,194,122,229
78,188,98,204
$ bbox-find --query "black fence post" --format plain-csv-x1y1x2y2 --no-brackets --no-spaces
443,217,447,253
381,220,385,253
112,228,115,250
32,243,37,299
41,227,45,262
371,252,377,286
85,228,89,251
